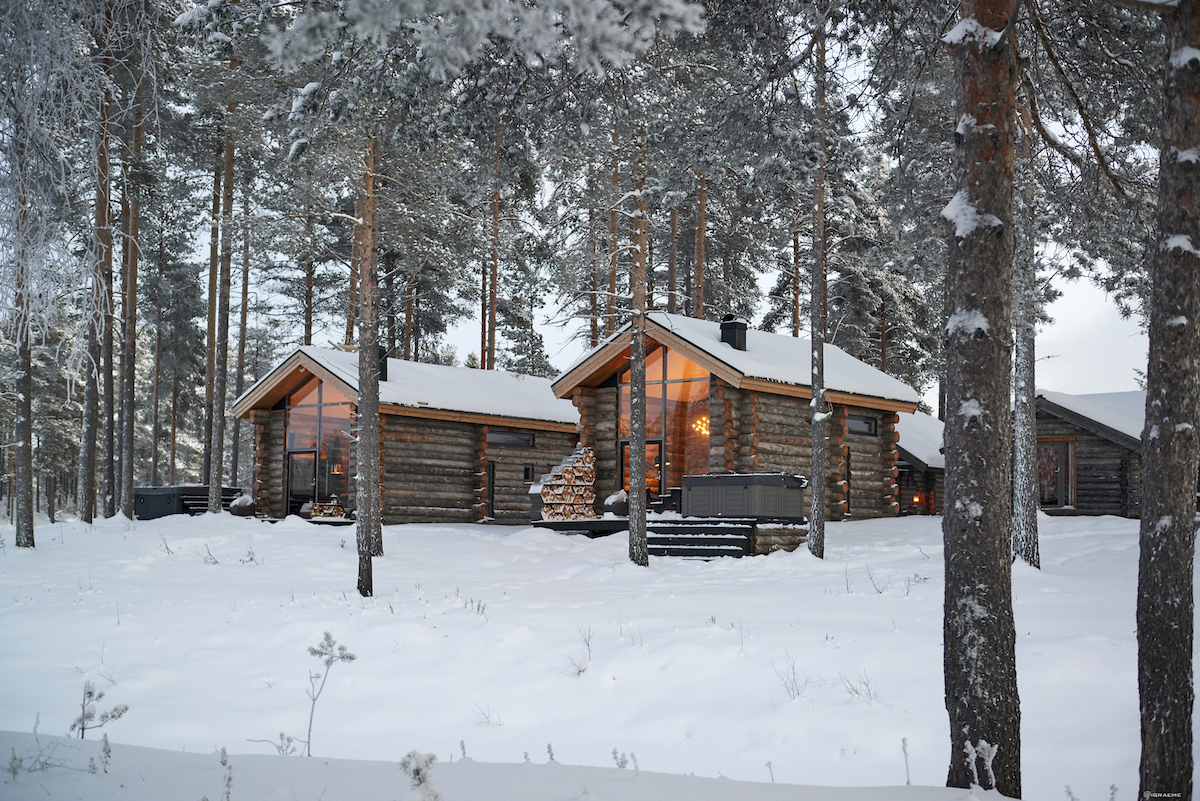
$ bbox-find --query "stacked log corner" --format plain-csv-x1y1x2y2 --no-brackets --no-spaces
535,446,598,522
884,412,901,516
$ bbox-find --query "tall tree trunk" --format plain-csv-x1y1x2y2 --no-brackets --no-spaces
13,139,33,547
230,171,251,487
942,3,1021,795
808,16,829,561
694,172,706,319
589,206,600,345
357,131,382,595
628,132,649,567
1138,5,1200,795
1011,105,1039,569
302,212,314,345
150,257,162,488
120,91,143,519
384,251,396,358
78,41,112,522
792,230,801,337
668,208,679,315
480,210,488,367
489,136,501,369
202,154,220,484
345,197,361,346
116,187,128,507
169,355,178,485
607,126,619,336
404,260,414,360
100,172,117,518
208,58,237,514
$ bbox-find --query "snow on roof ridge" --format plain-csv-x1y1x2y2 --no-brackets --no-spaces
645,311,921,405
1036,387,1146,443
297,345,579,425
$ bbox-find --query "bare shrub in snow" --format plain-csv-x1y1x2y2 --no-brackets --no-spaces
303,632,356,756
568,624,594,676
69,681,128,738
772,650,810,701
401,750,441,800
839,671,879,704
247,732,297,756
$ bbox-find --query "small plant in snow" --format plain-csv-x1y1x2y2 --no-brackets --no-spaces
546,743,555,762
303,632,356,756
9,715,67,778
459,739,466,759
473,704,501,726
612,748,627,769
865,563,890,594
903,573,930,597
247,732,297,755
902,737,910,785
568,624,594,676
400,751,441,800
200,545,219,565
99,733,111,773
70,681,128,738
239,538,259,565
158,534,174,555
773,649,810,701
839,671,880,704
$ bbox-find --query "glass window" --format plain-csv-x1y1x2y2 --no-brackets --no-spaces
487,430,534,446
290,376,319,406
287,376,354,505
663,380,710,488
846,415,878,436
665,348,708,381
1038,440,1075,508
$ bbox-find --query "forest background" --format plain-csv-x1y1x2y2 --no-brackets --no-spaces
0,0,1159,525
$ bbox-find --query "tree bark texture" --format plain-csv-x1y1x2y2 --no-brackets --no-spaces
203,154,221,484
589,206,600,345
628,144,649,567
792,230,801,337
694,172,706,319
78,55,112,524
607,127,619,336
230,172,251,487
1011,114,1039,569
942,4,1021,795
13,138,34,547
668,208,679,314
808,17,829,561
208,63,237,514
489,133,501,369
1138,5,1200,795
346,196,360,347
356,132,383,598
120,93,142,520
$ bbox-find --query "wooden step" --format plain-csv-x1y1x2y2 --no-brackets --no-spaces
646,517,755,558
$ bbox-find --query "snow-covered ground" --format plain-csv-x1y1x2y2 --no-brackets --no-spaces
0,512,1156,799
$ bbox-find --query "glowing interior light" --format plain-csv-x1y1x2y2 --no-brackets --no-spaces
913,496,920,503
692,415,710,436
333,463,344,475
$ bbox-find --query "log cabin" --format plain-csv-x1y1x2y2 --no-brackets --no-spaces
1035,390,1145,518
551,312,922,521
233,347,579,523
895,411,945,515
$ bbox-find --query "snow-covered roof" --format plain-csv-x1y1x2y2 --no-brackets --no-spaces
896,411,944,471
237,346,578,427
1036,389,1145,450
554,312,921,408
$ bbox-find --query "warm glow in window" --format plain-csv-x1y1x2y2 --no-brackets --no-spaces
692,415,709,436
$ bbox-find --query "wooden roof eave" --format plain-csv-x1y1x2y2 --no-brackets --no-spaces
1036,396,1143,454
552,319,919,414
378,403,576,433
896,444,933,473
232,350,357,418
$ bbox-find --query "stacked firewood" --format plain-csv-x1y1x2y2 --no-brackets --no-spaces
537,447,597,521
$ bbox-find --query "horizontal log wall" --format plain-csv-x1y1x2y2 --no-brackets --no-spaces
1037,412,1141,518
486,430,578,523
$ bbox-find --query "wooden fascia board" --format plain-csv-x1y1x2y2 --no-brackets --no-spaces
232,351,357,418
379,403,577,433
737,377,919,414
551,336,632,398
1036,397,1142,453
641,321,746,386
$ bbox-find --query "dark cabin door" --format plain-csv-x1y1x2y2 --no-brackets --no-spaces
287,451,317,516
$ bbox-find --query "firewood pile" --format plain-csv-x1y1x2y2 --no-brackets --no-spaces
535,446,597,521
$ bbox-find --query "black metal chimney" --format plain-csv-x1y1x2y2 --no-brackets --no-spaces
378,345,389,382
720,314,747,351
